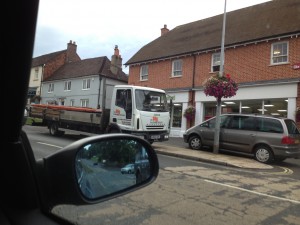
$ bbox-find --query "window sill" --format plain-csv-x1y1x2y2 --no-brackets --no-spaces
170,75,182,78
269,62,290,67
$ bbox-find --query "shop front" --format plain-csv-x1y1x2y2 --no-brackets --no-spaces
167,82,299,137
195,82,298,128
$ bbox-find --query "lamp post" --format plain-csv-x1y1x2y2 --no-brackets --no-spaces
213,0,227,154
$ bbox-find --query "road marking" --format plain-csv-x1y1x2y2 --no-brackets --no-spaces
204,179,300,204
37,142,63,149
273,166,293,175
261,166,293,175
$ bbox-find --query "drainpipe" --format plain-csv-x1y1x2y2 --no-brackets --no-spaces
191,54,196,104
97,76,102,108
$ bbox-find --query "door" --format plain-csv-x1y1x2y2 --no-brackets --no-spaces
221,115,257,153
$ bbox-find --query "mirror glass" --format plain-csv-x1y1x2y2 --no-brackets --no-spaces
75,138,150,199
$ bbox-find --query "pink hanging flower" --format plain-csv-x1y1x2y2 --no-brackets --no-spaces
184,105,195,120
203,73,238,100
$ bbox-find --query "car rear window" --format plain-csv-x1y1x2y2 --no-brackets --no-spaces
284,119,300,134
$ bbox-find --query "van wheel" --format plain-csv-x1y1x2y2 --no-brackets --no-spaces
189,136,202,150
254,145,274,163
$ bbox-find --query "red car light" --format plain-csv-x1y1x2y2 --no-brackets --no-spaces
281,136,295,145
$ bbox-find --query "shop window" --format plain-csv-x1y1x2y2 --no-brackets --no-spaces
171,103,182,128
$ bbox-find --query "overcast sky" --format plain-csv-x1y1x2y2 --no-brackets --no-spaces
33,0,271,73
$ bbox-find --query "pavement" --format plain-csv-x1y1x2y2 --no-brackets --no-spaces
152,138,273,169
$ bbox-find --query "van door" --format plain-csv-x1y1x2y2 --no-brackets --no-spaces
221,115,256,153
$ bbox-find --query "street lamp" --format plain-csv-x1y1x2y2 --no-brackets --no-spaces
213,0,227,154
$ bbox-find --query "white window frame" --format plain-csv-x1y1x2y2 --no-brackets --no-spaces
48,83,54,93
172,59,182,77
211,53,221,72
80,99,89,107
271,41,288,65
140,65,148,81
70,99,75,106
34,68,39,80
82,78,91,90
64,81,72,91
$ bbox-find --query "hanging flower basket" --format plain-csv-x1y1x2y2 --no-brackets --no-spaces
184,105,195,120
203,73,238,100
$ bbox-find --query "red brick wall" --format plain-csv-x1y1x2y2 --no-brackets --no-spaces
43,53,67,80
128,58,195,89
128,37,300,89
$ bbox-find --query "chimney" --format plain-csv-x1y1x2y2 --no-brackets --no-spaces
110,45,123,74
161,24,169,36
66,40,77,62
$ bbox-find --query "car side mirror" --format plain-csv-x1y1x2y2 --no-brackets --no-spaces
36,134,159,210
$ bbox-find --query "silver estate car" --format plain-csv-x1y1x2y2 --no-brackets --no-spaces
183,114,300,163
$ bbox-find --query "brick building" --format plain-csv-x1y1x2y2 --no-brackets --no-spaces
125,0,300,137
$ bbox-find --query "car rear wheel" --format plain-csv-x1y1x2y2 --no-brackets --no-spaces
188,136,202,150
254,145,274,163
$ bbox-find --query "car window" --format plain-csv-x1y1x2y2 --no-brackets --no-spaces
257,117,283,133
227,116,256,130
200,115,229,128
284,119,300,134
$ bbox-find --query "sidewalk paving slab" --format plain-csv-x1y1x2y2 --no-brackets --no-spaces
152,142,273,169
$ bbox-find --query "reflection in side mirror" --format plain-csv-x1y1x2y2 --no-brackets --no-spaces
75,138,151,200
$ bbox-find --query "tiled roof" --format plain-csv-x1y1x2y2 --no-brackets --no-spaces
125,0,300,65
31,50,65,67
44,57,128,82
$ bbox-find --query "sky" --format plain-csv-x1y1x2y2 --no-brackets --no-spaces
33,0,271,73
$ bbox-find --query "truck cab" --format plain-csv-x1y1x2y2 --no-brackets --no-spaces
109,85,170,143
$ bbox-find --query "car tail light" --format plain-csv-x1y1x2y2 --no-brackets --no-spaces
281,136,295,145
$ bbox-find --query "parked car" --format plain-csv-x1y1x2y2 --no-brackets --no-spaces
121,164,135,174
183,114,300,163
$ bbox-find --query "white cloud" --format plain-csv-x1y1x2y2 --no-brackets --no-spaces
33,0,271,73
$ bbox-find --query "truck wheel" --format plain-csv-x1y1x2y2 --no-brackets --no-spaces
49,123,59,136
